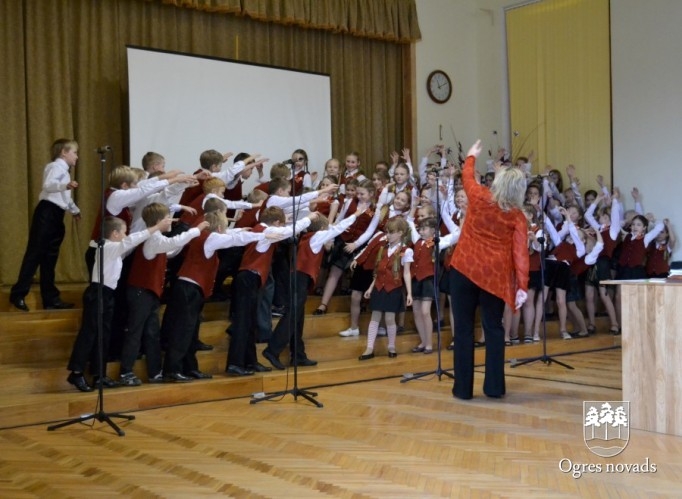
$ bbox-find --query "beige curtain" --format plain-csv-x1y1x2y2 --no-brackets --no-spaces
0,0,418,286
153,0,422,42
506,0,611,192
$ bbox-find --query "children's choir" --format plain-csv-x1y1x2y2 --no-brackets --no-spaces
14,141,676,393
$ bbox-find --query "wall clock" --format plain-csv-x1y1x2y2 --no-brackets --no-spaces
426,70,452,104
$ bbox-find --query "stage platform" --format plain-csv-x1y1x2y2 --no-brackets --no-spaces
0,284,619,428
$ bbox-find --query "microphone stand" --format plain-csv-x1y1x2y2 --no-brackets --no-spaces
402,164,454,382
510,176,573,370
251,167,322,407
48,148,135,436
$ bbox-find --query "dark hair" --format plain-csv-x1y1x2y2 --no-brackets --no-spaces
233,152,250,163
269,177,290,195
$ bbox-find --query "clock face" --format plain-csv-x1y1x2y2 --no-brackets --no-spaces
427,70,452,103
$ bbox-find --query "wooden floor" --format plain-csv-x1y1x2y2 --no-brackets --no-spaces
1,284,680,497
1,351,681,498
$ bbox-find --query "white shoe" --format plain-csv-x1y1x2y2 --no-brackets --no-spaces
561,331,573,340
339,327,360,337
377,327,387,336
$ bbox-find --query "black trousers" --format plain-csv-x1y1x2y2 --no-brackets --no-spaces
271,241,292,309
449,268,506,399
161,279,203,375
227,271,260,369
268,271,310,360
11,200,66,307
67,284,115,375
120,287,162,377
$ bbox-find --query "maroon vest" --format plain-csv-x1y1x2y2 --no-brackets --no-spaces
238,224,275,287
552,242,579,265
646,242,669,275
178,168,206,206
91,188,132,241
178,231,217,298
180,193,206,226
618,234,647,268
296,232,325,285
411,238,435,281
341,209,374,243
374,244,406,293
127,245,167,298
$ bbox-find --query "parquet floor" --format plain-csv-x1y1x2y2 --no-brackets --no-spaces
1,350,680,498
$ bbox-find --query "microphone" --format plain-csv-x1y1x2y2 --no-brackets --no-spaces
282,159,294,166
95,145,112,153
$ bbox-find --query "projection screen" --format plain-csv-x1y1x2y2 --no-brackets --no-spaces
127,46,332,193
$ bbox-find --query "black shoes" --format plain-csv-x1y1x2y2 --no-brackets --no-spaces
45,299,74,310
185,370,213,379
387,351,398,358
67,372,93,392
248,362,272,373
291,357,318,367
194,341,214,351
271,305,285,317
10,298,29,312
358,352,375,361
226,365,255,376
163,372,193,383
262,349,286,370
92,375,120,388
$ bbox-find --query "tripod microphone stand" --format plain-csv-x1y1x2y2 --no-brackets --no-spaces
402,164,454,383
48,148,135,436
251,167,322,407
510,177,572,370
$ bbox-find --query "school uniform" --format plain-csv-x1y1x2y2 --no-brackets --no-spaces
120,228,201,379
10,157,80,308
265,216,357,365
370,243,413,313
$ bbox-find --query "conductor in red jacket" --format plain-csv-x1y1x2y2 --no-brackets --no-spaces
448,140,529,400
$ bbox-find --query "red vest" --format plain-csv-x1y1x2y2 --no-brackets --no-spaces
646,242,669,275
178,168,206,206
618,234,647,268
293,170,305,195
315,200,331,217
180,193,206,226
91,188,132,241
255,181,270,194
341,209,374,243
357,233,386,271
374,244,406,293
127,245,167,298
224,179,243,202
411,238,435,281
234,206,260,229
571,257,590,277
551,242,579,265
601,228,619,258
296,232,325,285
178,231,217,298
238,224,275,287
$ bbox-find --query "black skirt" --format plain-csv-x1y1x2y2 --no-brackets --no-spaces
412,276,435,301
350,267,374,292
369,287,404,313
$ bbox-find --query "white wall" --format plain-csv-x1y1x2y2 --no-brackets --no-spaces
416,0,680,261
611,0,681,261
415,0,514,161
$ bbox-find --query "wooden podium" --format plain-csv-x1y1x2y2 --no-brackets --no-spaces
604,279,682,436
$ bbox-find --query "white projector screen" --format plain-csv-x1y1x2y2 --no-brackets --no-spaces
127,46,332,194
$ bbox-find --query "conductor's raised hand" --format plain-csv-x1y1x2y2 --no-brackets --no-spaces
467,140,482,159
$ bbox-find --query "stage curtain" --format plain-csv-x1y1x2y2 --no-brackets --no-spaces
506,0,611,192
0,0,412,285
149,0,422,42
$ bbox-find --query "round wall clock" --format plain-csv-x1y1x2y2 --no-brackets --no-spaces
426,70,452,104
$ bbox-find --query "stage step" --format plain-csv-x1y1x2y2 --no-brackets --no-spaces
0,284,621,428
